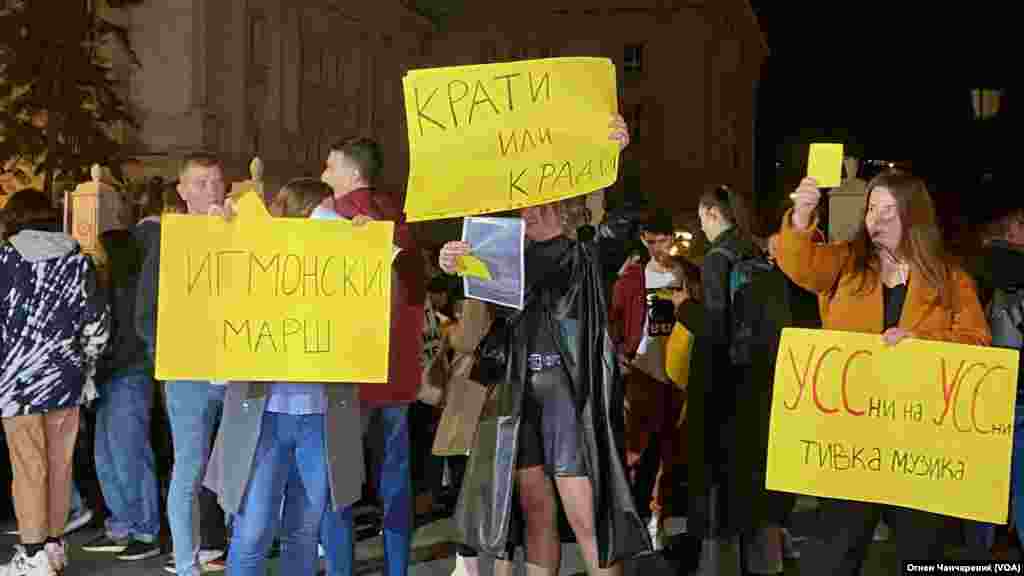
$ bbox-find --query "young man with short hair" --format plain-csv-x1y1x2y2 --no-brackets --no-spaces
320,138,425,576
609,212,687,550
135,153,229,576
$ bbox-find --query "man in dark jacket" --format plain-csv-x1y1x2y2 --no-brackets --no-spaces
609,212,687,550
80,229,162,561
135,152,230,575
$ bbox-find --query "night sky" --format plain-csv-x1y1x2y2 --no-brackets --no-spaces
750,1,1013,229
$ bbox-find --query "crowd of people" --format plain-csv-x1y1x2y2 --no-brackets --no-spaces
0,111,1022,576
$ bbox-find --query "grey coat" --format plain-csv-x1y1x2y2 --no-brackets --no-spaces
204,381,363,514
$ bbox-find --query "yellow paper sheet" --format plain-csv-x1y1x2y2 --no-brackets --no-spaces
767,328,1018,523
232,189,270,219
807,143,844,188
402,57,620,222
155,198,395,383
457,254,492,280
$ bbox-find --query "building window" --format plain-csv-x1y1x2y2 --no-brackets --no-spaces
624,44,643,73
971,88,1002,120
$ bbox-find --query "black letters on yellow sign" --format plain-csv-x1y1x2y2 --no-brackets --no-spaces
414,71,552,136
185,250,386,299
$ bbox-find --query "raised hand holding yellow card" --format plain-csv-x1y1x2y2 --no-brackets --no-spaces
457,254,492,280
807,143,844,188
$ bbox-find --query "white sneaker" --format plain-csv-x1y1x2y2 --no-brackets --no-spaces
0,546,56,576
163,550,225,574
198,549,224,564
318,544,325,558
43,542,65,573
451,553,468,576
873,521,889,542
647,514,665,552
63,508,93,536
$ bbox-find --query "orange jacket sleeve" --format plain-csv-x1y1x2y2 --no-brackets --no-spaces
776,208,854,295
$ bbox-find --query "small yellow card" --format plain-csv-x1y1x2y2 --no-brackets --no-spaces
233,189,270,219
807,143,844,188
458,255,492,280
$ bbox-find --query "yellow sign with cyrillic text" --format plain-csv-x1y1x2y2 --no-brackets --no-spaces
155,197,394,383
402,57,619,222
767,328,1018,523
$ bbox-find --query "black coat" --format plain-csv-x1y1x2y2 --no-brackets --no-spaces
676,300,713,539
455,236,650,566
698,228,818,537
95,228,149,382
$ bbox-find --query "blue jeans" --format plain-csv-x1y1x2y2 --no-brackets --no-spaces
165,382,226,576
70,481,84,516
321,405,410,576
228,412,328,576
95,370,160,542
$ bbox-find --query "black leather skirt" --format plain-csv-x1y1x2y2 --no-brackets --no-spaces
516,358,586,477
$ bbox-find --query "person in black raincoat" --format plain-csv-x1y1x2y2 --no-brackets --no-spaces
437,115,650,576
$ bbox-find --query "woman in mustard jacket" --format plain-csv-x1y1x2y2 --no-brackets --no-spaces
777,171,990,574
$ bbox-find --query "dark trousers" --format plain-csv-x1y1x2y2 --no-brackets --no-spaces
800,498,948,575
408,402,442,500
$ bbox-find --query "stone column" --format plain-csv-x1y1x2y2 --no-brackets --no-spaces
124,0,208,154
828,157,867,242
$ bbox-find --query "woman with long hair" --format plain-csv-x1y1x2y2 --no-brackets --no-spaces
696,184,789,574
778,171,990,573
206,178,363,575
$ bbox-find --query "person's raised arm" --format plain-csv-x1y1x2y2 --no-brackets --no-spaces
775,177,853,294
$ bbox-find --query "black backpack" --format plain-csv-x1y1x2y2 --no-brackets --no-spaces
705,245,782,366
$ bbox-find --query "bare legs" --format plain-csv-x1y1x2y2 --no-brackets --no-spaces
516,465,623,576
555,476,622,576
517,467,560,571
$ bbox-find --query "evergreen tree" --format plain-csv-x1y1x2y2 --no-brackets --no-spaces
0,0,144,195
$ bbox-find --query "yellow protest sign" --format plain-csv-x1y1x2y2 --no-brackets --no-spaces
767,328,1018,523
402,57,619,222
807,143,844,188
155,196,394,383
